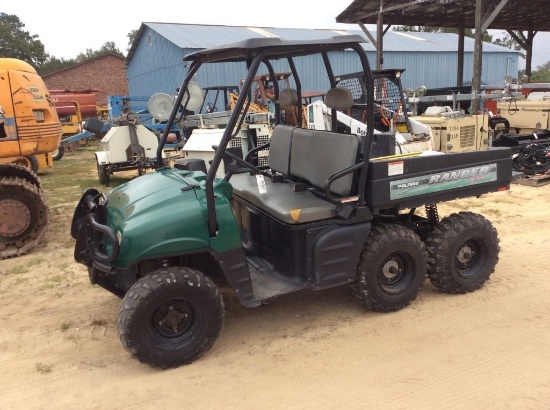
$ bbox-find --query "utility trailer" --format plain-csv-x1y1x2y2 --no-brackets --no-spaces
71,35,512,369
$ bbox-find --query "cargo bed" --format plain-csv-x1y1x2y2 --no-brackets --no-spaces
366,147,512,212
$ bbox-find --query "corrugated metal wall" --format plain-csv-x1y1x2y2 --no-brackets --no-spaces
126,26,519,101
126,27,190,97
381,51,519,90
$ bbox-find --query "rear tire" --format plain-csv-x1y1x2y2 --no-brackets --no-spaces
118,267,224,369
426,212,499,293
353,224,427,312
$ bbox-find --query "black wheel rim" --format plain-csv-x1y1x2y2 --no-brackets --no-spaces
454,238,487,279
378,251,416,295
151,299,199,346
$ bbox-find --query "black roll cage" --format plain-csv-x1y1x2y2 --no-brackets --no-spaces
156,36,375,237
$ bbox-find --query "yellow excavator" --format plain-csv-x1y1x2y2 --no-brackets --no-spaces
0,58,62,258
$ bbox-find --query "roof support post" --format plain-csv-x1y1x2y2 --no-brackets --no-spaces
472,0,483,112
508,29,536,80
524,30,535,80
376,0,384,69
457,20,465,87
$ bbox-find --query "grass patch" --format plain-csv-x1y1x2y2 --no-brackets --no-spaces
59,321,73,332
35,363,53,374
91,318,108,327
9,265,28,275
43,275,63,289
26,257,44,267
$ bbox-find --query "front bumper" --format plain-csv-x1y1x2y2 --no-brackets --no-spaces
71,189,120,276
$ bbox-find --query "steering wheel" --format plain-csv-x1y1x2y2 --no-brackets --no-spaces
212,145,265,177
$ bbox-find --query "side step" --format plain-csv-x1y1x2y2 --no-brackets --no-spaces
247,256,309,302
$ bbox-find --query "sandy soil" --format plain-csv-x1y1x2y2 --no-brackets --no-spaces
1,163,549,409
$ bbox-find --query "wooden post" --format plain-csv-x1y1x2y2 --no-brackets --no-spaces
472,0,483,113
525,30,535,80
377,0,384,70
457,21,465,87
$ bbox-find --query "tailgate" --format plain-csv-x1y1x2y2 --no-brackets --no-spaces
365,147,512,212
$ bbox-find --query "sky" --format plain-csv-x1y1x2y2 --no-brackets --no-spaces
2,1,550,70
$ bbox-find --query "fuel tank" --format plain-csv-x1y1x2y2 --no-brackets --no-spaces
50,90,98,118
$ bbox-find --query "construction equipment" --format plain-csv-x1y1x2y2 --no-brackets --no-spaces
496,88,550,134
71,35,512,369
52,101,83,160
308,69,497,155
93,94,178,186
49,90,103,160
178,73,324,177
0,58,62,259
313,69,533,156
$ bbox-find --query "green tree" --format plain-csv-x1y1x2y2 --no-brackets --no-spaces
127,30,138,51
0,12,48,67
75,41,123,62
39,56,77,75
529,61,550,81
493,31,525,59
39,42,124,75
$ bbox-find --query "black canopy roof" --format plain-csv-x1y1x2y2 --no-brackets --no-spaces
336,0,550,32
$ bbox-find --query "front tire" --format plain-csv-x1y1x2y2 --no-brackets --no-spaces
118,267,224,369
426,212,499,294
353,224,427,312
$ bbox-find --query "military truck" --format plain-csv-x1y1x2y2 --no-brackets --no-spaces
71,35,512,369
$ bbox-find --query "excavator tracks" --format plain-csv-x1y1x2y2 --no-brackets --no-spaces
0,165,49,259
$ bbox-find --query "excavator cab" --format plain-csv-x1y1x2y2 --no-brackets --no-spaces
0,58,62,258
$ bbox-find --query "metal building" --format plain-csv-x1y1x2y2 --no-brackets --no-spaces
126,23,519,98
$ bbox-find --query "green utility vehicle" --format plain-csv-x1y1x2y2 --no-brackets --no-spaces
71,35,512,369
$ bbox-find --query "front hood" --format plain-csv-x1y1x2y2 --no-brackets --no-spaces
105,169,213,267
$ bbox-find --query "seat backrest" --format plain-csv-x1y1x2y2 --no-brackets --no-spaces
290,128,358,196
325,87,354,111
278,88,299,106
268,124,295,176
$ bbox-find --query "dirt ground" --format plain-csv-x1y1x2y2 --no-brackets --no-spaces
1,153,549,409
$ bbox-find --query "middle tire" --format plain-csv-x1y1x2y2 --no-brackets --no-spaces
353,224,427,312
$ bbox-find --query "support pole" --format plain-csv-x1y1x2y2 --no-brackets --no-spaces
377,0,384,70
525,30,535,80
471,0,483,112
457,21,465,87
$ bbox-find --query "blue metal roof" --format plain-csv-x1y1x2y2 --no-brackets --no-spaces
141,22,515,54
125,22,519,101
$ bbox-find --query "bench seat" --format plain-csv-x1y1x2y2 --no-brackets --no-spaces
229,94,359,225
231,174,337,224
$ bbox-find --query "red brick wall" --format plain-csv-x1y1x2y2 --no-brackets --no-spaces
43,54,129,110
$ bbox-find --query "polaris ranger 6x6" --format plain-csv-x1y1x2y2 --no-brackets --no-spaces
71,35,512,369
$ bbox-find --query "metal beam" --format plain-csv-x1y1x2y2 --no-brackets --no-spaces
358,21,377,47
481,0,510,32
355,0,431,20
